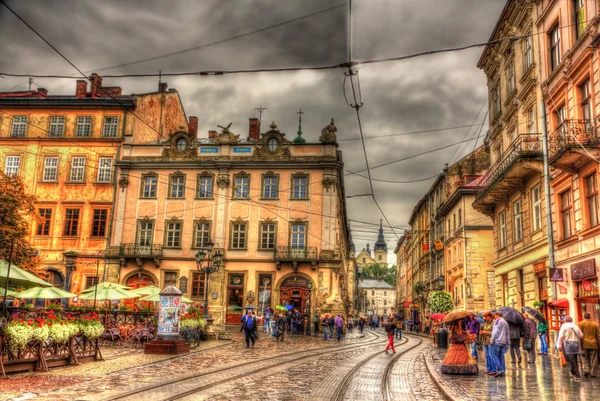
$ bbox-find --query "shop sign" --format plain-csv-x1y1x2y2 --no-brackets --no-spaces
434,240,444,250
233,147,252,153
550,268,565,282
534,262,546,274
200,147,219,153
571,259,596,281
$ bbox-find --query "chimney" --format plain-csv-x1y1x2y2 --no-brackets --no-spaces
208,130,217,139
188,116,198,137
159,82,168,93
37,88,48,97
90,73,102,96
76,80,87,98
248,118,260,141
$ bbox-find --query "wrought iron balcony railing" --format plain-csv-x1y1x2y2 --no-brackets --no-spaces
477,134,542,197
549,119,600,157
274,246,318,261
106,243,163,258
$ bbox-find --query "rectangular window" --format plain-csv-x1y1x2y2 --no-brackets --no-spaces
164,272,177,287
575,0,586,39
231,222,247,249
528,108,535,133
91,209,108,237
4,156,20,176
141,175,157,198
169,175,185,198
514,199,523,242
37,208,52,236
458,209,462,228
556,104,567,136
550,25,561,71
561,190,573,238
524,35,533,72
11,116,27,137
165,221,182,247
102,116,119,137
258,274,273,313
137,220,154,246
507,61,515,94
260,223,276,249
291,224,306,248
42,157,59,181
586,174,599,227
532,186,542,231
193,221,211,248
492,85,500,119
191,272,206,298
76,116,92,137
49,116,65,137
97,158,113,182
580,79,592,122
499,211,507,248
234,175,250,199
85,276,98,289
453,214,456,231
196,175,213,198
291,175,308,199
63,208,80,236
69,157,86,182
262,175,278,199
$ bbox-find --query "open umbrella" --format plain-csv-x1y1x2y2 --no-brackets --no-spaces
522,306,546,323
130,285,161,296
275,305,287,311
79,282,132,294
14,286,76,299
0,260,53,288
78,285,136,300
441,309,472,324
0,288,18,297
497,306,525,325
139,293,193,303
285,304,294,310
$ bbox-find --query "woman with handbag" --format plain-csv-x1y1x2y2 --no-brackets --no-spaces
558,316,584,381
522,313,537,364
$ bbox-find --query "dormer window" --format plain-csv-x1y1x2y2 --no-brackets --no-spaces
267,137,278,152
176,138,187,151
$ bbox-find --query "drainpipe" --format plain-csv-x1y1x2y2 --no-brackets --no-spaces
540,102,556,302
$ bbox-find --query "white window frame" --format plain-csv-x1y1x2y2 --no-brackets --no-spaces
11,116,27,137
528,108,535,133
69,157,86,182
499,211,507,248
102,116,119,137
97,158,113,182
524,35,533,72
550,25,561,71
507,61,515,94
49,116,65,137
532,186,542,231
514,199,523,242
4,156,20,176
291,175,308,199
43,157,59,182
76,116,92,137
231,223,247,249
165,221,182,248
234,176,250,199
291,224,306,248
260,223,276,250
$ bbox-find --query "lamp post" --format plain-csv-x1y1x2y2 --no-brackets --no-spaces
306,281,312,336
195,241,223,319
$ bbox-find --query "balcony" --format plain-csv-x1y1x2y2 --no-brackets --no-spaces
106,243,163,267
274,246,318,271
473,134,543,214
549,120,600,173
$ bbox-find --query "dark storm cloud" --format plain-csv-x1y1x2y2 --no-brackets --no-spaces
0,0,506,260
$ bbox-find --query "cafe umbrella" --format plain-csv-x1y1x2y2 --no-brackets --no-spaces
497,306,525,325
79,282,132,294
130,285,161,296
441,309,472,324
14,286,77,299
0,259,54,288
138,293,194,303
78,285,136,300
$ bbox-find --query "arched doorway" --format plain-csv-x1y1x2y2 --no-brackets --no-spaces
47,269,65,288
280,276,311,316
125,273,156,289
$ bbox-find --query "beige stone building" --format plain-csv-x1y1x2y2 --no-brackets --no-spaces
358,279,396,316
394,234,408,314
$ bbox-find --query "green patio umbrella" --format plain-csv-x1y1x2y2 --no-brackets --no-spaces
14,286,77,299
0,288,18,297
0,260,53,288
139,293,194,303
78,285,136,300
130,285,161,296
79,281,132,294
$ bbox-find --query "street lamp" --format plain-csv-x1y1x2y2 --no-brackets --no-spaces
195,241,223,319
306,281,313,336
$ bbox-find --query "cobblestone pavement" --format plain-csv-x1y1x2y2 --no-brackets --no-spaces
427,343,600,401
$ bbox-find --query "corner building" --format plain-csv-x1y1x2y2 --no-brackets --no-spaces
108,119,353,324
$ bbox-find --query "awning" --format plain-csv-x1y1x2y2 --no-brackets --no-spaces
549,298,569,308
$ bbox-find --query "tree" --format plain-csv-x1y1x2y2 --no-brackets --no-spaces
361,263,396,286
427,291,454,313
0,172,39,272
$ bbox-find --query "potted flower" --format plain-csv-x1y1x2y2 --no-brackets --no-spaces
533,301,544,309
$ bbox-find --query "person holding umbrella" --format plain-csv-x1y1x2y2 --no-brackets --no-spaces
489,310,510,377
522,313,537,364
439,310,478,375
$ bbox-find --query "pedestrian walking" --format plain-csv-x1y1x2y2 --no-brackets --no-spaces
384,317,396,353
479,311,494,374
489,310,510,377
522,313,537,364
408,319,414,332
577,312,599,378
508,322,523,364
335,314,344,341
322,314,330,340
395,315,403,339
466,314,480,360
347,316,354,332
537,318,549,355
358,316,365,333
264,307,272,333
328,314,336,340
314,309,320,334
240,309,258,348
558,316,584,381
276,312,286,342
414,318,420,333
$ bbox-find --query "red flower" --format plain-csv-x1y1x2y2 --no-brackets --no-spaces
48,323,52,327
27,321,32,326
37,324,42,328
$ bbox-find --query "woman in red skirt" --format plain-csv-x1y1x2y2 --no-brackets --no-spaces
440,319,478,374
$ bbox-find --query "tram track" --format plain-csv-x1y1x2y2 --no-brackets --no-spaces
381,334,423,401
103,329,388,401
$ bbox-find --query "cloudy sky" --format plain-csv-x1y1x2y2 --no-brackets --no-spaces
0,0,506,262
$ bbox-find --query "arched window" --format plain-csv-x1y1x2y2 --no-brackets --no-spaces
125,273,156,289
362,257,366,263
47,269,64,288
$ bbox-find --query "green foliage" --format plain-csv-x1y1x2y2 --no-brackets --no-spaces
533,301,544,309
360,264,396,286
413,282,426,294
427,291,454,313
45,302,63,311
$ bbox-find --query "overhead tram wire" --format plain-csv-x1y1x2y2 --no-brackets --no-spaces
472,109,489,151
446,100,487,165
337,123,485,142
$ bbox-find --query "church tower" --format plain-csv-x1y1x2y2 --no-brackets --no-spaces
373,219,388,265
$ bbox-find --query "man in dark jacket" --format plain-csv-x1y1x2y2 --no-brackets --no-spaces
276,313,287,343
508,322,523,364
241,309,258,348
523,313,537,364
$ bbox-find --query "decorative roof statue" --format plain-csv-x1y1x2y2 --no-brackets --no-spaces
214,122,240,144
319,118,338,145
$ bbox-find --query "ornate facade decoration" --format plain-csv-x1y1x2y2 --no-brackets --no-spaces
162,131,199,159
253,122,292,159
319,118,338,144
217,174,230,189
118,174,129,191
322,175,338,191
213,123,241,144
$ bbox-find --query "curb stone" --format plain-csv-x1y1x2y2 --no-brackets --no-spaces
423,346,480,401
